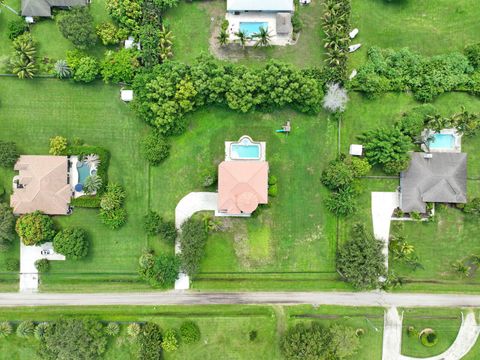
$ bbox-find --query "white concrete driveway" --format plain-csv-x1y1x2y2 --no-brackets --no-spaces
174,192,218,290
371,192,399,271
20,242,65,293
382,307,480,360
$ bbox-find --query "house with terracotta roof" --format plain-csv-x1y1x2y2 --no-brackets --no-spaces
217,136,269,216
10,156,72,215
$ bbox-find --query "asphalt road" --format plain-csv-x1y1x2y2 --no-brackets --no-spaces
2,291,480,308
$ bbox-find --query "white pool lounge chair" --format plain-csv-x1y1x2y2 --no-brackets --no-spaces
348,44,362,53
349,28,359,39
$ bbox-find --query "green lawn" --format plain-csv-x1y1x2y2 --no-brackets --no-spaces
0,305,384,359
400,308,463,358
165,0,325,68
285,305,384,360
0,78,152,292
349,0,479,70
148,106,341,289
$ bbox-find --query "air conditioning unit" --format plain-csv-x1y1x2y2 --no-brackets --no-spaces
424,153,433,159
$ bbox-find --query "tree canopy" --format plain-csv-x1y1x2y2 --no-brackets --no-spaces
57,7,97,49
16,211,56,246
53,227,89,259
337,223,387,290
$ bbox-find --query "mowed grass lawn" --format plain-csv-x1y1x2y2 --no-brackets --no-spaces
0,78,152,292
148,107,341,289
165,0,325,68
349,0,479,69
0,305,280,360
400,308,463,358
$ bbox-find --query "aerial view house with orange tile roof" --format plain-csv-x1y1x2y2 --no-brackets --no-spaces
217,135,269,216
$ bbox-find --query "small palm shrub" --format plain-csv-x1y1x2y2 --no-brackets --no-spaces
83,154,100,169
34,322,50,341
49,136,68,155
16,321,35,338
54,60,71,79
0,321,13,338
83,175,103,195
127,323,141,339
105,322,120,336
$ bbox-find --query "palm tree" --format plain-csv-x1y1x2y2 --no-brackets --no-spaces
83,175,103,195
11,57,35,79
217,29,229,47
158,25,174,61
451,261,470,278
253,27,271,48
54,59,71,79
235,29,248,49
83,154,100,169
13,36,36,62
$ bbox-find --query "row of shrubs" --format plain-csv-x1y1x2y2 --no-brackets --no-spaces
0,317,201,358
351,45,480,102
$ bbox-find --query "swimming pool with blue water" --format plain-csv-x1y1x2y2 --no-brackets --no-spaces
239,22,268,37
429,134,455,149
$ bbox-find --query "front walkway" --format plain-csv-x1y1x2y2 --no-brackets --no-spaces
174,192,218,290
371,192,399,271
20,242,65,293
382,307,480,360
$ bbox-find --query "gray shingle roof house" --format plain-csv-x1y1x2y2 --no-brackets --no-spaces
21,0,88,17
400,152,467,213
227,0,294,13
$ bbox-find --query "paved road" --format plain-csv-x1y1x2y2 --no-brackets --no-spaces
3,291,480,307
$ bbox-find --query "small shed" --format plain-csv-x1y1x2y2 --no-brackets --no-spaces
349,144,363,156
121,90,133,102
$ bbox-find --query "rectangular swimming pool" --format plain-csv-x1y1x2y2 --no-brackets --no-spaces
429,134,455,149
239,22,268,37
230,144,261,160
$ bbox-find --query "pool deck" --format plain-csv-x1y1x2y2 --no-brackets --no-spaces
225,12,293,46
421,128,462,153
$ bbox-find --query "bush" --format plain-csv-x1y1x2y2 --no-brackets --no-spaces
0,140,19,167
321,160,355,190
100,183,125,211
268,183,278,197
179,218,207,276
8,18,29,40
249,330,257,341
347,157,371,177
106,0,143,33
268,175,277,185
180,321,200,344
141,132,171,165
101,49,140,84
100,207,127,230
96,22,122,46
57,7,97,49
421,331,438,347
138,251,180,288
71,196,101,208
465,43,480,68
144,211,161,236
0,321,13,338
53,228,89,259
138,322,163,360
325,187,357,217
105,322,120,336
359,128,411,174
39,318,108,360
463,198,480,215
158,220,177,243
0,202,16,252
73,56,99,83
291,11,302,33
162,329,178,352
395,105,439,140
337,223,386,289
49,136,68,155
16,321,35,338
35,258,50,273
5,258,19,272
34,322,49,341
16,211,56,246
